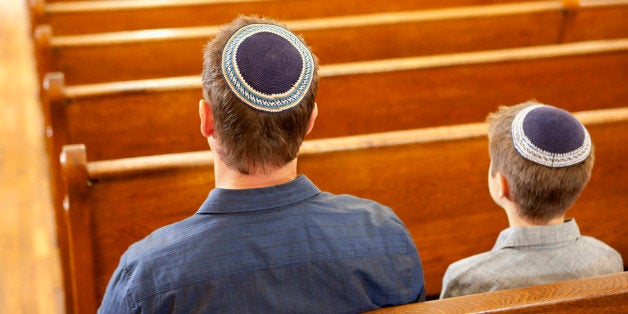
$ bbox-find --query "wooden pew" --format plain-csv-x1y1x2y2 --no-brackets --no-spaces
30,0,552,35
369,272,628,313
561,0,628,43
60,107,628,313
33,1,575,85
42,39,628,161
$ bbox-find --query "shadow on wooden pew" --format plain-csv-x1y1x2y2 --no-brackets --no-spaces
30,0,554,35
60,107,628,313
368,272,628,313
32,1,628,85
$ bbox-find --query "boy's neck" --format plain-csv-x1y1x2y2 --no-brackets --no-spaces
504,204,565,227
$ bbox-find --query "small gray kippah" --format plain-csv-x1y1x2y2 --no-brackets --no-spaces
512,104,591,167
221,23,314,113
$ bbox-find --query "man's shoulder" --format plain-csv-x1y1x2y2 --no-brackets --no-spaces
311,191,408,229
314,191,395,214
121,215,200,263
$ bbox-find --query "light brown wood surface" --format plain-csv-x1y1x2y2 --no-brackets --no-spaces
368,272,628,313
32,0,554,35
33,1,628,85
0,0,64,313
42,41,628,161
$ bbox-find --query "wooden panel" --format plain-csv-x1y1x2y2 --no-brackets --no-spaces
34,0,553,35
562,1,628,42
369,272,628,313
60,109,628,308
61,145,94,314
36,3,565,84
41,43,628,161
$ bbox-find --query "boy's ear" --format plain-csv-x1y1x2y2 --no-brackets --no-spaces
199,99,214,138
306,103,318,135
496,172,511,199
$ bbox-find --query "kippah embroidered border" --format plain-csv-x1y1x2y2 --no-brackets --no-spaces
221,23,314,113
511,104,592,168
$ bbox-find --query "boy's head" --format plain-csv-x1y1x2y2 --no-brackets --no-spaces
201,16,319,175
486,101,594,224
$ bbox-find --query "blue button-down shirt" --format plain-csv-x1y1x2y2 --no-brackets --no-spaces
99,175,425,313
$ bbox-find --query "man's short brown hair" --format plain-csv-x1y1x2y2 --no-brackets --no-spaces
202,16,319,175
486,101,594,223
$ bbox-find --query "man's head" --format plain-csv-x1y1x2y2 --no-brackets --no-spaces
486,101,594,224
201,16,319,175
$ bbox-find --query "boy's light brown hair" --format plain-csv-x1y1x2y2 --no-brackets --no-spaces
201,16,319,175
486,101,594,223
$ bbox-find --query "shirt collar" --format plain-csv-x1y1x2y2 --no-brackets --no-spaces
493,218,581,250
197,175,321,214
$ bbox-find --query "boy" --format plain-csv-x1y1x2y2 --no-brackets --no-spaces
440,101,623,298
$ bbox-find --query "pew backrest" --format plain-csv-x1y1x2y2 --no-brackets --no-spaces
31,0,556,35
33,0,628,84
368,272,628,313
43,40,628,161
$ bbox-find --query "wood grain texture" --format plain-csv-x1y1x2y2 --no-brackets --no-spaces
35,4,565,84
34,0,554,35
41,43,628,161
34,1,628,85
368,272,628,313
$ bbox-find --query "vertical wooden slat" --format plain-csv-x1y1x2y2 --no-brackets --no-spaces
61,144,97,314
33,24,52,87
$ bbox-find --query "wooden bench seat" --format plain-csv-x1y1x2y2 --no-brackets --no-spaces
60,107,628,312
30,0,553,35
369,272,628,313
42,40,628,161
33,0,628,85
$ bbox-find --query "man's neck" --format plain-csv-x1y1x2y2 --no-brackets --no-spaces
213,156,298,190
208,137,298,189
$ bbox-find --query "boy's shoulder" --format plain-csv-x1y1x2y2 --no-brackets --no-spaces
577,235,623,264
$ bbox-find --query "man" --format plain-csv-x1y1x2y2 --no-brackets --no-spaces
440,101,623,298
100,16,425,313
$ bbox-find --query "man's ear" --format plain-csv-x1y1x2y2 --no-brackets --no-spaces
199,99,214,138
306,103,318,135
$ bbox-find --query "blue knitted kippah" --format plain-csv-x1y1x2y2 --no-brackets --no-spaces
512,104,591,167
221,23,314,112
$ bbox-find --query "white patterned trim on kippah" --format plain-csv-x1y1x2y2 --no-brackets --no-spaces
511,104,592,168
221,23,314,113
